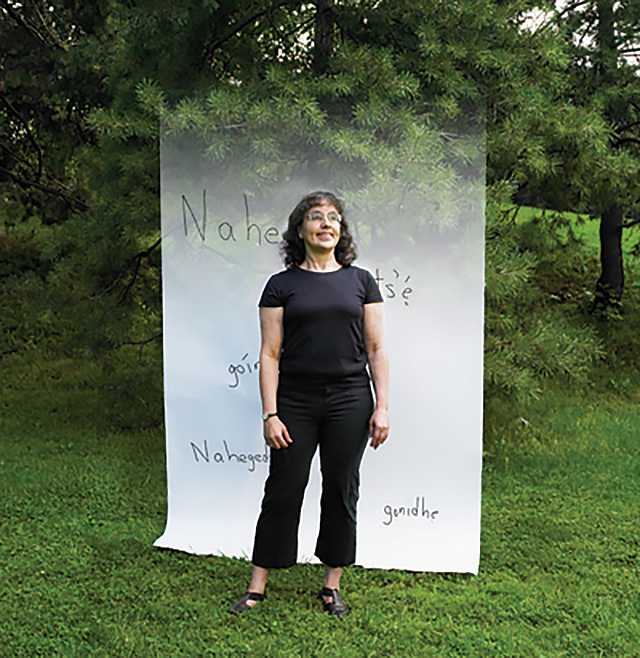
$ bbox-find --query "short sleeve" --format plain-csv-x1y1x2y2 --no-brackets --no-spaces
362,269,383,304
258,275,284,307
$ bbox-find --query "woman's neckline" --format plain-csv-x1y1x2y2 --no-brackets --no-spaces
296,264,343,274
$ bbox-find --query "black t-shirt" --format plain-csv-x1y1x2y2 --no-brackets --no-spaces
259,265,383,385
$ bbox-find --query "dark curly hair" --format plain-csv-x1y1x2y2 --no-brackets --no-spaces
280,191,357,269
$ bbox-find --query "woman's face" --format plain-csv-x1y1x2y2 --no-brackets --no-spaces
298,201,342,255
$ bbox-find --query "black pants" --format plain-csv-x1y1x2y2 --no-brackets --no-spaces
252,379,373,569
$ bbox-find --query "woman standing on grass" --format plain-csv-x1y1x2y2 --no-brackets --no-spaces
230,191,390,617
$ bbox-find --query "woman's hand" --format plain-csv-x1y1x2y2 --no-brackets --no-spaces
364,303,389,450
264,415,292,450
369,408,389,450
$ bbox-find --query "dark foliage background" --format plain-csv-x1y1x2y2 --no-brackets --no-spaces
2,0,639,432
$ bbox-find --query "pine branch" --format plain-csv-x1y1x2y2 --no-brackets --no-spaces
0,165,89,209
118,331,163,364
555,0,593,19
204,1,302,68
575,16,598,51
273,13,316,46
0,348,19,360
613,137,640,148
0,140,40,178
0,0,61,48
119,332,163,348
615,120,640,134
91,238,162,303
204,5,279,62
32,2,69,51
0,93,44,182
382,15,405,52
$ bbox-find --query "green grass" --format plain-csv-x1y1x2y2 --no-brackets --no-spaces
512,207,640,297
512,206,640,256
1,355,639,656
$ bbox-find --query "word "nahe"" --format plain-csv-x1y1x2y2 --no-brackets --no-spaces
383,497,440,526
182,191,281,246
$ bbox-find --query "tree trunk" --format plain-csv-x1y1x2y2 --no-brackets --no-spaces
594,205,624,309
591,2,623,313
313,0,334,75
595,0,617,78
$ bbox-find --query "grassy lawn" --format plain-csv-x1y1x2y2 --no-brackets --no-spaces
513,206,640,255
1,355,639,657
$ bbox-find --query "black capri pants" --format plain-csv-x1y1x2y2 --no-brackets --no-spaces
252,378,374,569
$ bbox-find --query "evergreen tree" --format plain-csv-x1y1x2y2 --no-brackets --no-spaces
0,0,609,423
509,1,640,309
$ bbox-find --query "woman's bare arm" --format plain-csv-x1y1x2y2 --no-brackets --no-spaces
364,302,389,449
259,306,292,449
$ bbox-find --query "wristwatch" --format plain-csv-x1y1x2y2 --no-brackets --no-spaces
262,412,278,421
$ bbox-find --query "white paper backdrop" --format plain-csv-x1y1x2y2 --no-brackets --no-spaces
155,129,485,573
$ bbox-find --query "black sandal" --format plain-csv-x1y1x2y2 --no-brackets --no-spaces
229,590,265,615
318,587,349,618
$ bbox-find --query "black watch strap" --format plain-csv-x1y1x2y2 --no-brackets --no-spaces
262,412,278,421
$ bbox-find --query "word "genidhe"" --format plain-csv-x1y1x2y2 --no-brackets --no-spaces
383,497,440,526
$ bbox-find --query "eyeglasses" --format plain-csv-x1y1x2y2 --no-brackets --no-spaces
306,211,342,224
